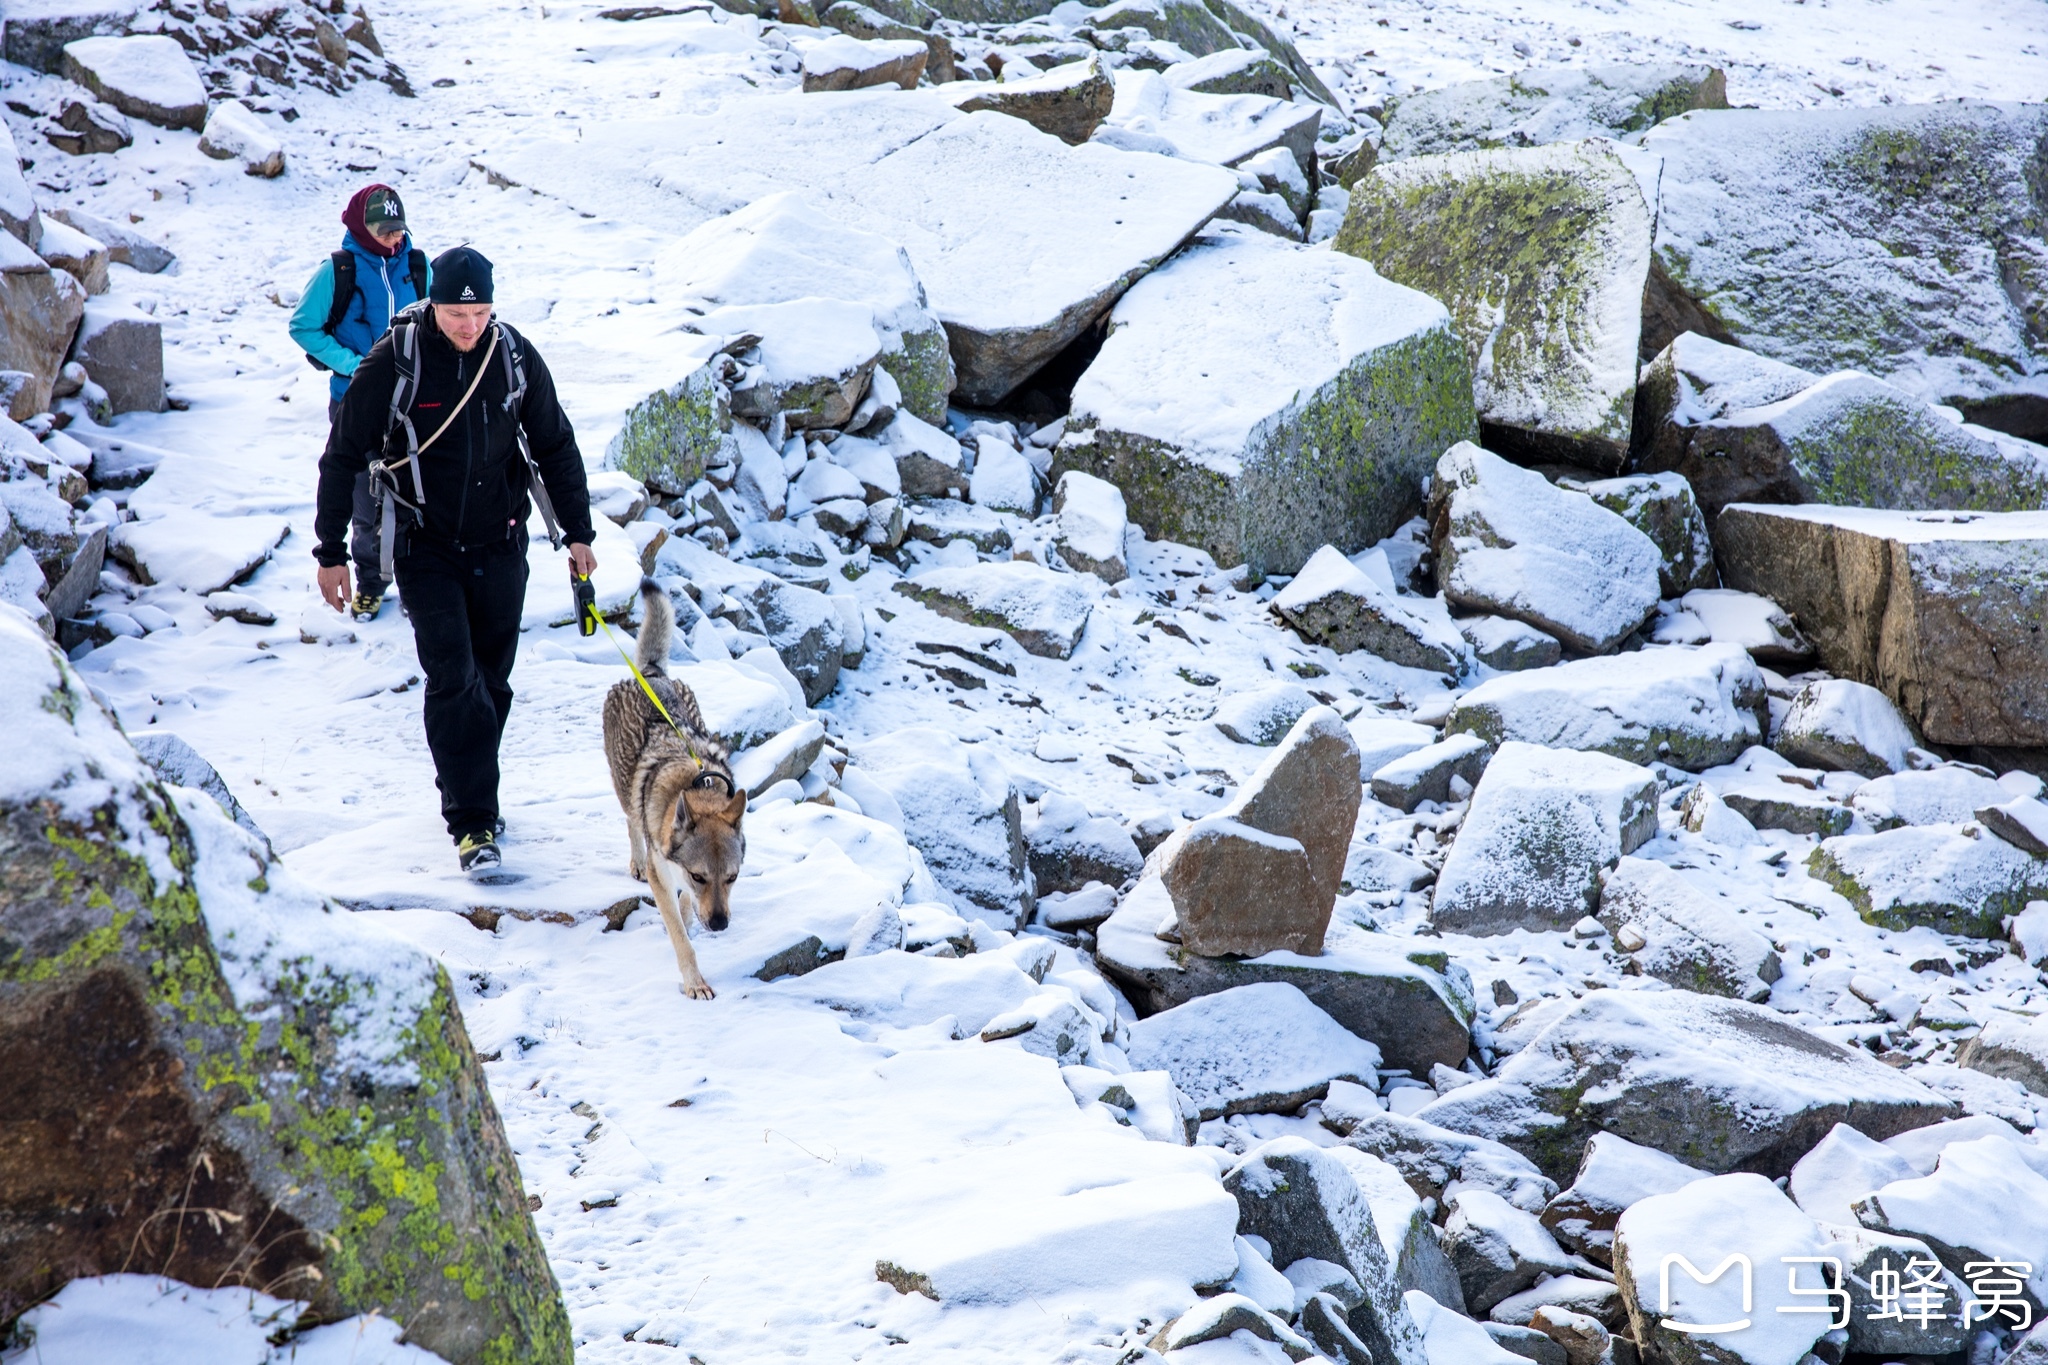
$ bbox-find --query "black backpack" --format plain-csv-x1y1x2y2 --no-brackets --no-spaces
305,247,429,372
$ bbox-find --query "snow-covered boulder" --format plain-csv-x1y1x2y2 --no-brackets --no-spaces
1829,1222,1972,1359
1126,983,1381,1119
1051,468,1128,582
847,110,1239,404
1458,613,1560,672
1848,766,2008,830
1442,1188,1582,1316
1428,443,1663,653
1149,1294,1316,1358
1058,234,1473,579
895,559,1092,659
1977,796,2048,858
1809,822,2048,939
1642,101,2048,417
35,212,108,294
1569,470,1716,596
1405,1289,1527,1364
1369,731,1490,813
1165,45,1294,99
1853,1136,2048,1314
0,119,36,247
1662,587,1811,666
1328,1145,1467,1310
1717,772,1852,838
1613,1174,1836,1365
883,409,966,497
1325,1089,1558,1213
941,54,1114,145
1431,742,1659,936
798,33,926,91
0,609,571,1359
1347,715,1437,781
1597,856,1781,1001
1378,62,1727,160
196,97,285,176
1633,332,2048,522
46,94,132,155
1156,706,1359,957
1445,643,1768,770
59,34,205,129
1956,1011,2048,1097
1415,988,1956,1181
1337,141,1654,471
1271,544,1463,674
51,206,173,276
1788,1122,1917,1228
1213,681,1316,746
1095,68,1323,179
70,298,164,414
1716,504,2048,749
966,428,1037,512
0,232,86,415
1224,1138,1430,1365
853,726,1032,928
1540,1132,1708,1267
1097,879,1475,1075
1023,792,1142,894
110,510,287,595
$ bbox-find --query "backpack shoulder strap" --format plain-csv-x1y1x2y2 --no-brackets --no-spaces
495,319,528,415
407,248,428,303
321,250,355,335
491,319,562,550
386,302,430,439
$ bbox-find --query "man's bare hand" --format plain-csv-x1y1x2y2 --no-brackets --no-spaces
568,542,597,578
317,564,352,613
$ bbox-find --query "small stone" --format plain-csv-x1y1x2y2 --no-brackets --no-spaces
1774,678,1916,778
1214,680,1316,746
1458,614,1561,672
1051,468,1128,583
1570,471,1717,597
1955,1011,2048,1097
894,560,1092,659
799,32,926,90
1540,1131,1709,1266
197,99,285,176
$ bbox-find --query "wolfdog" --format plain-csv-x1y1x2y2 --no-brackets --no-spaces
602,579,746,999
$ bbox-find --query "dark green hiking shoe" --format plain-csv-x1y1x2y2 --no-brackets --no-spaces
458,829,501,876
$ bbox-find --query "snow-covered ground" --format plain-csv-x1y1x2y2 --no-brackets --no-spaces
6,0,2048,1359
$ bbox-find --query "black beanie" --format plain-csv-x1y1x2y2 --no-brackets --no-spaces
429,246,494,304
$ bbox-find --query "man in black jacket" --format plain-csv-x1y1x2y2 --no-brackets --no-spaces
313,246,596,876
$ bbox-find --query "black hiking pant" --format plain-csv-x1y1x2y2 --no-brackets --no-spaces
330,397,387,597
393,529,528,840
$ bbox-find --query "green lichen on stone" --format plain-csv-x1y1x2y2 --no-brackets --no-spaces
4,775,571,1363
1806,843,2031,941
1784,384,2048,511
1335,143,1644,461
885,328,955,427
610,363,727,496
1056,322,1474,581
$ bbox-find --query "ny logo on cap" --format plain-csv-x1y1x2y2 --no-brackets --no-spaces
460,285,476,300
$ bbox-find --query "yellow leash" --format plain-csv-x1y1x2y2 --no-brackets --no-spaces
576,574,704,766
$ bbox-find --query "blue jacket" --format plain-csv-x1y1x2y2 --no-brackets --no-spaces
288,233,430,401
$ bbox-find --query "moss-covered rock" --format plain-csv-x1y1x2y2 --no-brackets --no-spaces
1057,234,1475,580
1335,139,1652,471
1809,826,2048,940
1566,470,1716,595
1641,102,2048,414
0,608,569,1362
1379,63,1725,160
1079,0,1242,58
1633,331,2048,524
607,356,731,495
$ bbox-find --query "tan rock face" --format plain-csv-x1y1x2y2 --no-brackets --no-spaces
1159,707,1361,958
944,55,1115,145
0,264,86,414
1164,816,1324,957
1715,503,2048,749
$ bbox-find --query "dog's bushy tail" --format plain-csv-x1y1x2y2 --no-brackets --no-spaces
636,578,675,679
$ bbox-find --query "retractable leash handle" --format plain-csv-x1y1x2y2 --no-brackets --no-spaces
573,569,598,637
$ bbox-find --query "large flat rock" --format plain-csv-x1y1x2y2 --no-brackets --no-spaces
1633,331,2048,523
1125,981,1381,1120
1642,102,2048,425
1096,877,1474,1075
1379,62,1727,160
110,510,289,596
1415,988,1957,1182
1336,139,1653,470
1445,643,1768,771
1714,502,2048,749
1057,233,1474,579
1095,68,1323,177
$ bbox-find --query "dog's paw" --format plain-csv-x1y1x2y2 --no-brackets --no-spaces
628,862,645,883
678,976,716,1001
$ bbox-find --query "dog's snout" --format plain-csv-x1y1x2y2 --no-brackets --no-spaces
708,911,730,932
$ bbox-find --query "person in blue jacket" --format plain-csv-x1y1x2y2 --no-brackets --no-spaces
288,183,430,621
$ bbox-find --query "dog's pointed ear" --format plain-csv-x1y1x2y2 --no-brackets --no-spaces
722,787,747,823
